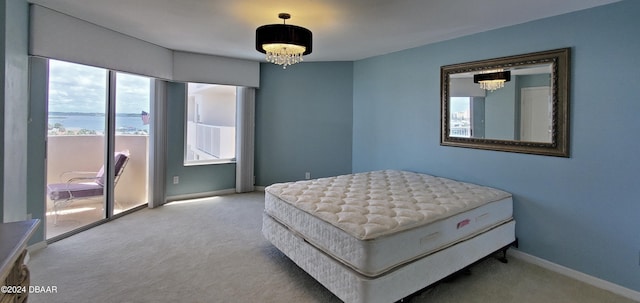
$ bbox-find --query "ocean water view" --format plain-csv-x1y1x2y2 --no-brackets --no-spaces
48,112,149,135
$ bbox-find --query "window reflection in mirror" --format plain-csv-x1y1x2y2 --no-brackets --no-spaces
449,97,471,138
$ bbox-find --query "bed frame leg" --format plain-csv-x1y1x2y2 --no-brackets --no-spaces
497,247,509,263
497,238,518,263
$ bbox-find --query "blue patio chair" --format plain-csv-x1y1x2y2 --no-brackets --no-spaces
47,151,130,225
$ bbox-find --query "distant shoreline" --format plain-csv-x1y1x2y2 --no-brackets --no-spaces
49,112,144,117
48,112,149,135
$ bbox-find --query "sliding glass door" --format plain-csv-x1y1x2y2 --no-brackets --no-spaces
45,59,150,240
46,60,108,238
114,72,151,214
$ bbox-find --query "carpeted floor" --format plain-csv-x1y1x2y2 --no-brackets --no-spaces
28,192,637,303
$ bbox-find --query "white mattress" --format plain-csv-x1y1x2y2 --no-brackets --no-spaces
264,170,513,277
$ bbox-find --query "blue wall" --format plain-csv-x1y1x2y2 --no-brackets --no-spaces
485,80,517,140
353,0,640,292
165,82,236,198
255,62,353,185
1,0,29,222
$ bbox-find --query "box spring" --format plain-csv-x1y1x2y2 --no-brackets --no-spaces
263,213,515,303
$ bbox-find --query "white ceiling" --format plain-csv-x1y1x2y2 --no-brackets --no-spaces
28,0,621,62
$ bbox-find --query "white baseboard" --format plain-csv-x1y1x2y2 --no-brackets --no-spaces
165,188,237,203
254,186,266,192
508,249,640,302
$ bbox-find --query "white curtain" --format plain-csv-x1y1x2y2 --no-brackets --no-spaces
148,80,168,207
235,87,256,193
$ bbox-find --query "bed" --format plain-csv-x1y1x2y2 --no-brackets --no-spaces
263,170,515,303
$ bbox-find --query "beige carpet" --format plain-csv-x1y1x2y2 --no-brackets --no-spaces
28,192,637,303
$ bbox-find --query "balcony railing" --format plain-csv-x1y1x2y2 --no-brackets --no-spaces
46,134,148,238
450,127,471,137
186,121,235,161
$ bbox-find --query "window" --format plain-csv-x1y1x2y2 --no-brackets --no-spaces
185,83,237,165
449,97,472,138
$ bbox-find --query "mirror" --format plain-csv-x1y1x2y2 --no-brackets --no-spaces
441,48,570,157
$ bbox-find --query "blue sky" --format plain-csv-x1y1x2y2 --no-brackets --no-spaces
48,60,150,114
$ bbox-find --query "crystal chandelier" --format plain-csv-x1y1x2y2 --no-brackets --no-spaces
478,79,505,91
263,43,306,67
473,69,511,92
256,13,312,69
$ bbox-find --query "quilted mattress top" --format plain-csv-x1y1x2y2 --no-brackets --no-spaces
265,170,511,240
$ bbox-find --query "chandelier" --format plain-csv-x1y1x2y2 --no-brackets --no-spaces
255,13,312,69
473,69,511,91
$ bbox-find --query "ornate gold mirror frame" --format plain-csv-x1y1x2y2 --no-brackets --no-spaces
441,48,570,157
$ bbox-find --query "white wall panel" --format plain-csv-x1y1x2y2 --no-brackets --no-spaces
29,5,260,86
173,51,260,88
29,5,173,80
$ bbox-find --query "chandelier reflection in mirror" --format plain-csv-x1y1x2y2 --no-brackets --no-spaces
473,69,511,91
256,13,313,69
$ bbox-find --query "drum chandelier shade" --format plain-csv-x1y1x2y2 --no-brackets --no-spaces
256,13,312,69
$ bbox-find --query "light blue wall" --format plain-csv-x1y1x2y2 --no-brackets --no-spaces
1,0,29,222
353,0,640,292
165,82,236,198
485,80,517,139
255,62,353,186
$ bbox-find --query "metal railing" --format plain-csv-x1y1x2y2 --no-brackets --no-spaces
450,127,471,137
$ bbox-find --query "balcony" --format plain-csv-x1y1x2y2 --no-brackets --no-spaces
46,134,148,239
